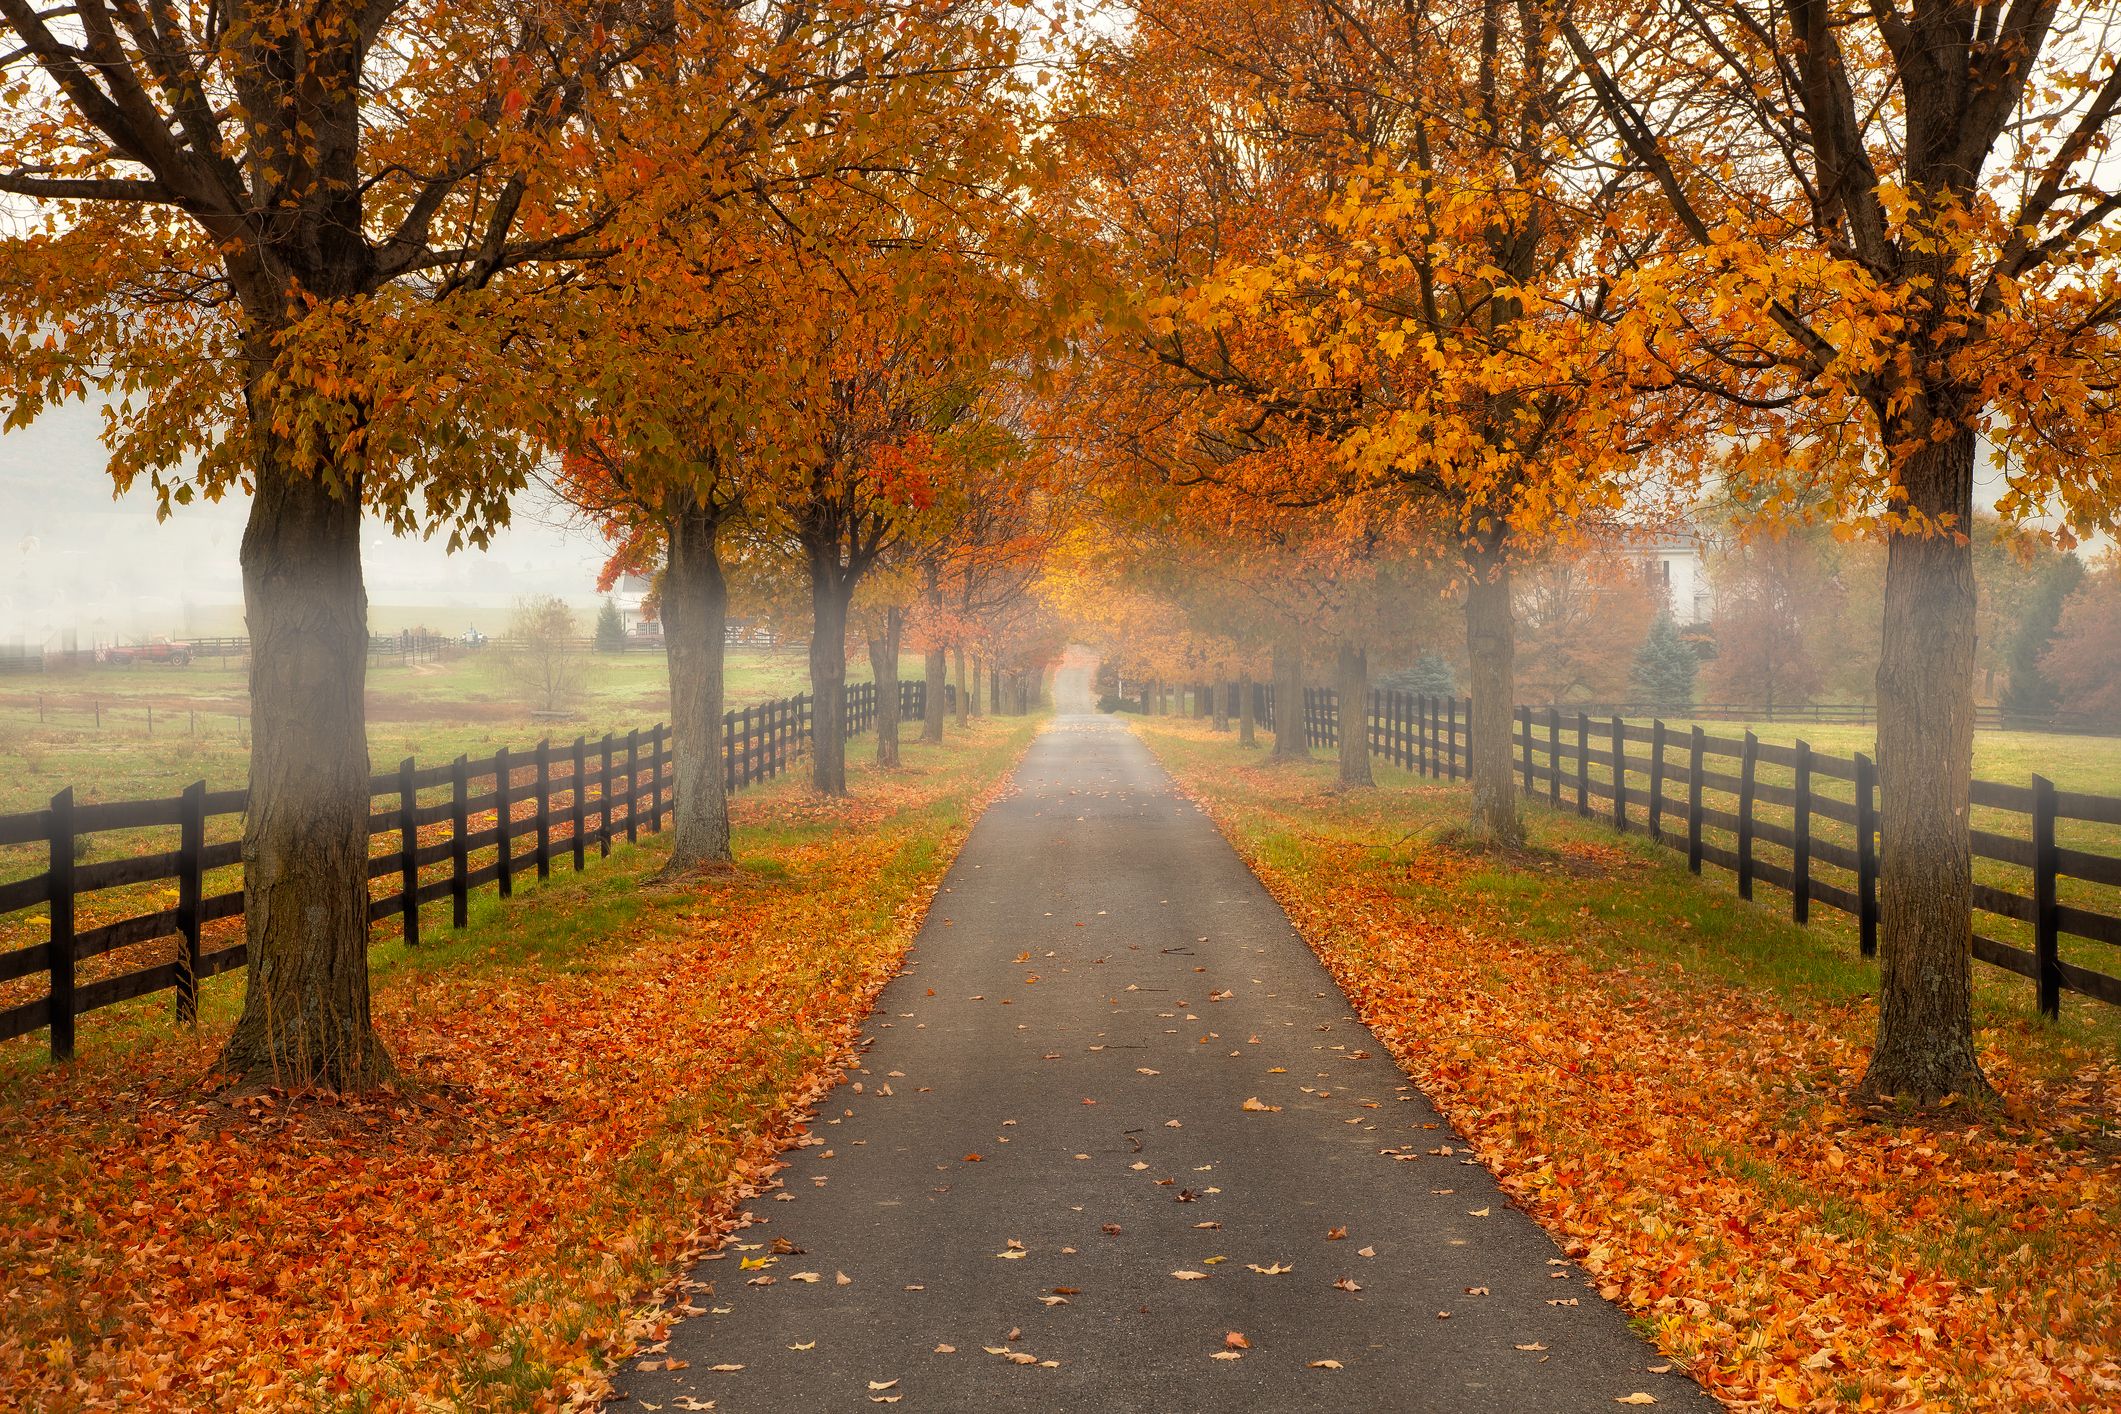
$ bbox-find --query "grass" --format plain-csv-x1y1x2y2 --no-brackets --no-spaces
1132,716,2121,1410
0,711,1041,1409
0,646,931,815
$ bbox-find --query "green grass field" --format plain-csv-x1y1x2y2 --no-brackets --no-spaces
0,645,930,815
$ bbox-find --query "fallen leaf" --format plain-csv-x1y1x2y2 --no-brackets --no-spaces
1241,1097,1281,1113
868,1380,899,1391
1309,1360,1343,1370
1615,1397,1658,1406
1172,1270,1209,1281
1246,1263,1292,1275
1224,1332,1251,1349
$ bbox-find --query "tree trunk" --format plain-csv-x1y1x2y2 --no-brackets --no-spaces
923,646,946,743
1212,678,1229,732
217,458,391,1091
1272,639,1308,760
1464,550,1523,845
970,656,984,717
869,605,903,768
1861,425,1989,1101
660,499,732,874
1238,672,1257,747
954,644,969,727
809,571,852,796
1337,642,1373,788
991,661,1003,712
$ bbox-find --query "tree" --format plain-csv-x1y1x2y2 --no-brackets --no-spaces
503,597,586,715
1064,0,1697,846
595,598,628,654
2000,556,2087,720
1703,533,1843,713
2044,558,2121,730
1633,613,1698,706
1562,1,2121,1100
0,1,675,1089
1514,551,1660,705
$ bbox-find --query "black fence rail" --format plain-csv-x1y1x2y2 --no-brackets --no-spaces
1517,700,2117,736
1,679,932,1060
1220,682,2121,1018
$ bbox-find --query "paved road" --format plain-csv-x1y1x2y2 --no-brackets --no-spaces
619,660,1713,1412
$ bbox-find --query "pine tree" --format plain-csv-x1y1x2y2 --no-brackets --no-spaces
1632,612,1697,705
594,597,628,654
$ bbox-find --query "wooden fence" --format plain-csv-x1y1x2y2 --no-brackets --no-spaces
1,679,930,1059
1234,682,2121,1018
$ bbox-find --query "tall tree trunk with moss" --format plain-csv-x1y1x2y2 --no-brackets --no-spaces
923,647,947,743
1862,424,1986,1100
1238,672,1257,747
808,562,853,797
1272,639,1307,761
217,437,391,1091
1336,641,1372,788
1464,543,1522,845
659,495,733,874
869,605,904,768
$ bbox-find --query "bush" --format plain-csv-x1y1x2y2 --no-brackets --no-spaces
1097,693,1143,714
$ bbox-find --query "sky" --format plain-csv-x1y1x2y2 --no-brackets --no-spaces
1,400,617,649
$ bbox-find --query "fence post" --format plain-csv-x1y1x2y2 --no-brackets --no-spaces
1648,720,1668,842
535,740,552,879
495,746,514,899
1736,731,1758,900
175,780,205,1024
1518,707,1533,795
626,728,640,844
1792,740,1812,923
572,736,588,870
740,705,754,786
1855,752,1878,957
2033,773,2061,1019
723,709,737,792
399,756,420,946
1609,715,1626,831
651,724,666,831
1687,726,1705,874
1547,708,1562,809
47,787,76,1062
450,754,470,928
1577,712,1590,815
599,734,615,856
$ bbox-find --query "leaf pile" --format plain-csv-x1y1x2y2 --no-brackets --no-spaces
1148,724,2121,1411
0,721,1033,1410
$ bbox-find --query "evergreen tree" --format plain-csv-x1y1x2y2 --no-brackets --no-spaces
1384,650,1456,696
2000,555,2086,717
1632,612,1697,705
594,597,628,654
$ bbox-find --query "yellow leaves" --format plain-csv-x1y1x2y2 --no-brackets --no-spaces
1615,1396,1658,1406
1240,1097,1281,1112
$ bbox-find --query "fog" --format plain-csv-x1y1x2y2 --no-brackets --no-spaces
0,401,615,649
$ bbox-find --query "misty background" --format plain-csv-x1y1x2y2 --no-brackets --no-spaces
1,401,615,650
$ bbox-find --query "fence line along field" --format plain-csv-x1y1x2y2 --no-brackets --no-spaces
0,681,939,1063
1167,682,2121,1021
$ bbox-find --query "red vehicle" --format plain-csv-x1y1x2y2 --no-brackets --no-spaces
104,638,194,666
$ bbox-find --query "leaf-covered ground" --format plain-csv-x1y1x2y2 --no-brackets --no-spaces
1137,719,2121,1413
0,716,1036,1411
